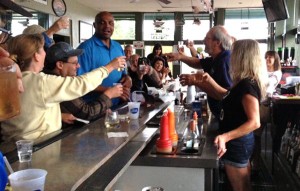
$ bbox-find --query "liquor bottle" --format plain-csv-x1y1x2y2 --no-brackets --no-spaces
288,137,299,165
295,156,300,177
286,124,297,159
184,120,198,149
290,141,300,172
280,126,292,156
277,47,283,63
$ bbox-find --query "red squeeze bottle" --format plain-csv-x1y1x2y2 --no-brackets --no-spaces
156,111,172,153
168,108,178,147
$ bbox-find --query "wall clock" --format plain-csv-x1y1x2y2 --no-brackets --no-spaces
52,0,67,17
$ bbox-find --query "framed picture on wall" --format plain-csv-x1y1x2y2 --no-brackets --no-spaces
79,21,93,43
34,0,47,5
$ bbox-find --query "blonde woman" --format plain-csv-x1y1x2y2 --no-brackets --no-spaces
1,34,125,143
181,39,268,191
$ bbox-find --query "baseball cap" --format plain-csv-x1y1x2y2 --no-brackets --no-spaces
45,42,83,70
0,0,32,17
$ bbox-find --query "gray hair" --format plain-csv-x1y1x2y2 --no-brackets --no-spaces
125,44,133,49
212,25,232,51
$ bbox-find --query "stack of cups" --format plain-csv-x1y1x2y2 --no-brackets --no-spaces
156,111,172,153
168,107,178,147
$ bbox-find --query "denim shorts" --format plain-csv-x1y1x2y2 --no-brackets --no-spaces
221,133,254,168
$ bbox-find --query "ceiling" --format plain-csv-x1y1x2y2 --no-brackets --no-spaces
76,0,263,13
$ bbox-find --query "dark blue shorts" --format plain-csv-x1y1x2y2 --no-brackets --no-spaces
221,133,254,168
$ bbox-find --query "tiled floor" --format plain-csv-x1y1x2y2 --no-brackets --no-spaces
219,161,276,191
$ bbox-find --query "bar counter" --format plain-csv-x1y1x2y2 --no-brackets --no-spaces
8,99,218,191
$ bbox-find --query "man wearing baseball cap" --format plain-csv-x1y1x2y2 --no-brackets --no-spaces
0,1,32,190
43,42,123,124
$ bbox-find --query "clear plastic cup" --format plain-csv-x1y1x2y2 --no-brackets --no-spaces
127,102,141,119
16,140,33,162
8,169,47,191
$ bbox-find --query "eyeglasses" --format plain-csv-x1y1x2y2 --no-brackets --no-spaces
64,60,79,65
0,28,12,44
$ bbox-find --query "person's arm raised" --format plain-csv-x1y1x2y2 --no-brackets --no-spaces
104,56,126,73
164,52,202,69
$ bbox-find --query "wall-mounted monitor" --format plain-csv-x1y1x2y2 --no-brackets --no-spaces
262,0,289,22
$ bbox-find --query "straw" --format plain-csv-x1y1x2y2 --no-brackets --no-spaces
3,156,14,174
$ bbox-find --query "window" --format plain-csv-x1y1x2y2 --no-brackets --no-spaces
183,14,210,41
143,13,175,41
224,9,268,40
181,13,211,75
112,13,135,40
10,12,47,36
225,9,268,64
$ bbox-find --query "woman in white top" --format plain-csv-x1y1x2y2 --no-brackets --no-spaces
1,34,125,144
251,50,282,171
265,50,282,96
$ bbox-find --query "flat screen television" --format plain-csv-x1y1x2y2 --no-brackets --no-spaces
262,0,289,22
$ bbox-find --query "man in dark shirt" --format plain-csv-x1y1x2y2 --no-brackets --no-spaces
43,42,123,124
165,25,233,119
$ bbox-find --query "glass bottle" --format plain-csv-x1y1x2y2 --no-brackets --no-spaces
290,141,300,171
288,137,300,165
295,156,300,176
286,124,297,159
277,47,283,62
183,120,198,149
280,126,292,156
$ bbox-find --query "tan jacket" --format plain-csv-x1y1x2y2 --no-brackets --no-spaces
1,67,108,142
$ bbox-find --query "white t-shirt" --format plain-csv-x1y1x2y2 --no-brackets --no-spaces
267,70,282,95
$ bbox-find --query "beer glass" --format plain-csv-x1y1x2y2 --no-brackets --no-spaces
0,64,20,121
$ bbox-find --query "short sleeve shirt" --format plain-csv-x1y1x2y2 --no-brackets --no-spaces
200,50,232,118
220,78,261,134
77,35,126,104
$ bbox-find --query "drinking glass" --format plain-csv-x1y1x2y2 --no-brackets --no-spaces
104,110,120,128
0,64,20,121
16,140,33,163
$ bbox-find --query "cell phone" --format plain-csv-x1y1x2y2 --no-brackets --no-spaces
139,64,146,72
138,57,149,66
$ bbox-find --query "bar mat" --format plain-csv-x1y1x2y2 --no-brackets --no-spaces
149,135,206,156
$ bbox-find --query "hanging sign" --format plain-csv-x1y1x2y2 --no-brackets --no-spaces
133,41,144,49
